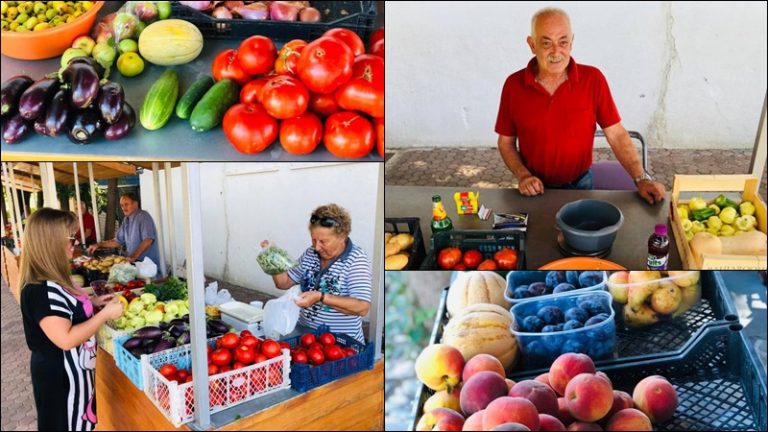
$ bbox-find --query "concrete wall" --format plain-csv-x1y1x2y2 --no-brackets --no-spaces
385,1,767,149
139,163,382,307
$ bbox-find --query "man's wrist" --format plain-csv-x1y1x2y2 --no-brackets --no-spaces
633,171,654,186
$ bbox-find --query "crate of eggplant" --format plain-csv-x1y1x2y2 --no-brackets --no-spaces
114,318,232,390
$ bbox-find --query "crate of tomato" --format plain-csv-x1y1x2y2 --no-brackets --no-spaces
280,325,374,392
421,229,526,270
142,330,291,427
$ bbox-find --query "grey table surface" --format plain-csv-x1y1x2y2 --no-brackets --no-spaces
1,1,383,162
385,185,683,270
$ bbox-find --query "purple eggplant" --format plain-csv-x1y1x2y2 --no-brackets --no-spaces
34,115,52,136
1,75,34,117
133,326,163,339
152,339,175,353
143,339,159,354
103,102,135,140
175,331,191,346
130,347,144,358
61,62,100,109
207,319,230,334
65,56,105,78
122,336,144,350
2,112,32,143
67,107,103,145
97,81,124,124
18,77,60,120
44,88,72,137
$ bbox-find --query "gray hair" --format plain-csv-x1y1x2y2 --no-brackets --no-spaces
531,7,572,40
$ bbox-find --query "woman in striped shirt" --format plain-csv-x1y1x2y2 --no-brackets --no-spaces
19,208,124,431
264,204,372,343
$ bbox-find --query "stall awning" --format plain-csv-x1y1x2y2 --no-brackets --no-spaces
0,162,181,188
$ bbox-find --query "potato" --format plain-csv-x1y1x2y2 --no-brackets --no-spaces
385,254,409,270
389,233,414,251
385,243,401,258
384,232,393,244
650,281,682,314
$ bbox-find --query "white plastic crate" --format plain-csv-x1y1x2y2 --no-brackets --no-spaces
96,323,127,356
141,342,291,427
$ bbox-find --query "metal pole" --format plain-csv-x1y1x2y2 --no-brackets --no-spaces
73,163,86,246
88,163,101,243
182,163,210,429
1,163,20,250
7,164,25,245
371,163,384,359
164,163,176,276
749,94,767,177
152,163,167,277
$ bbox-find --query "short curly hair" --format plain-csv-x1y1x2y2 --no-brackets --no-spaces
309,204,351,237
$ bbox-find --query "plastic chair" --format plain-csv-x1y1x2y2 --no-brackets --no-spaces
591,130,648,190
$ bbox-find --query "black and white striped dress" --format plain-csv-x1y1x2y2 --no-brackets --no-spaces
21,281,98,431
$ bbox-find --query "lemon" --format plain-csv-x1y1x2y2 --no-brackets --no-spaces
117,52,144,77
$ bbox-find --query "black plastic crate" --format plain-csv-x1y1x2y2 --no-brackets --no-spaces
171,1,377,42
421,229,526,270
385,217,426,270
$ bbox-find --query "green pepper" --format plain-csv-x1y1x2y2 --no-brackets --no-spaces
691,207,716,221
714,194,738,210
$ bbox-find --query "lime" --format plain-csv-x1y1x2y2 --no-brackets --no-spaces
117,52,145,77
118,38,138,54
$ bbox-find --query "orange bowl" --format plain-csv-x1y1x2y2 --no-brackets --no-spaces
1,1,105,60
538,257,627,270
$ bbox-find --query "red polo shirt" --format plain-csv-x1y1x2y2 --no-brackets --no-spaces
495,57,621,185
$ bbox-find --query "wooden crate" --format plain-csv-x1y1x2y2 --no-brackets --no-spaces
670,175,767,270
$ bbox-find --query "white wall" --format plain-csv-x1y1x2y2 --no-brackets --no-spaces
386,1,767,149
139,163,382,307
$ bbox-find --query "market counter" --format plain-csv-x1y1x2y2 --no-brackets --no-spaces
385,185,683,269
95,348,384,431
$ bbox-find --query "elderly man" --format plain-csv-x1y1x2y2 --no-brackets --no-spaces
495,7,665,204
87,192,160,267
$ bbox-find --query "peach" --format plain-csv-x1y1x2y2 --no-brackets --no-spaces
424,389,462,414
539,414,566,431
416,344,465,392
460,371,509,416
605,408,652,431
462,410,485,431
566,422,602,431
549,353,596,396
505,378,517,391
509,379,558,416
606,271,629,304
595,372,612,387
564,373,613,422
535,372,554,390
490,423,531,431
463,353,507,382
605,390,634,419
632,375,678,423
416,407,465,431
557,397,576,425
483,397,540,431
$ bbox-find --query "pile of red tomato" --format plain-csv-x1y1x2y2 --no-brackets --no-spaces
213,27,384,157
292,331,357,367
437,247,519,270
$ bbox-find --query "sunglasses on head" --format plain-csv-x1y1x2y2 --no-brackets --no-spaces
310,214,340,228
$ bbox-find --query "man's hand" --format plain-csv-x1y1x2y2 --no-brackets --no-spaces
125,256,137,263
637,180,665,204
87,244,99,255
294,291,321,308
518,175,545,196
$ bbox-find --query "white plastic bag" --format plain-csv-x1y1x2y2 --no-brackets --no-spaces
135,257,158,278
263,286,301,339
204,281,233,306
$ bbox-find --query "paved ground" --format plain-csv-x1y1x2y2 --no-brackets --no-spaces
385,148,768,200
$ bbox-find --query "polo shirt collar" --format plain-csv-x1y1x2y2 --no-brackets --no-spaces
313,238,354,263
524,56,580,88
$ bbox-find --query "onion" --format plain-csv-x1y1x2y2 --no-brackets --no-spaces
212,5,233,19
234,3,269,20
270,1,300,21
298,6,321,22
179,1,214,11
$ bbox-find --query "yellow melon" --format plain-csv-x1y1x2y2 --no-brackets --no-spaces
138,19,203,66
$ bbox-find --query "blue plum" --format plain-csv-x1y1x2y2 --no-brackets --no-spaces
566,271,581,287
553,283,577,294
564,307,589,323
585,313,610,327
562,339,588,355
578,270,603,288
563,320,584,330
545,271,567,288
527,282,547,296
521,315,544,332
537,306,564,325
513,287,533,300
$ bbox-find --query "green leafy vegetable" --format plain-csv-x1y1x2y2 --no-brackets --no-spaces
256,245,298,275
142,277,188,301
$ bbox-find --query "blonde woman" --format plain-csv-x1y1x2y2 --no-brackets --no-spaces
19,208,123,431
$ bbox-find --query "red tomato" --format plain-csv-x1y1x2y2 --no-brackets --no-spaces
159,364,177,380
278,341,291,350
291,350,308,364
494,248,518,270
307,348,325,366
237,35,277,75
233,361,246,369
207,345,213,354
323,111,375,158
176,369,189,382
324,345,344,361
211,348,232,367
299,333,316,349
127,280,138,289
240,335,260,351
375,117,383,157
254,353,268,364
334,54,384,118
219,364,232,373
234,345,256,365
212,49,252,86
297,36,354,94
220,333,240,350
437,247,462,270
323,28,365,57
343,347,357,357
309,342,324,352
477,259,499,270
240,78,268,106
370,39,384,58
207,363,219,375
308,92,340,118
318,332,336,347
279,112,322,155
185,375,193,383
453,263,467,270
369,27,384,47
261,75,309,119
260,339,282,359
275,39,307,75
240,329,252,338
222,103,278,154
462,249,483,269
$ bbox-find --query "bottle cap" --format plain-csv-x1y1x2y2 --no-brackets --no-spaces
655,224,668,236
432,195,442,202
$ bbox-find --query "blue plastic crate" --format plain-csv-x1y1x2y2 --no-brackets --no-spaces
280,325,374,393
113,334,146,389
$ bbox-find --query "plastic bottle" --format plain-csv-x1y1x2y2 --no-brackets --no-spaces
647,224,669,270
431,195,454,234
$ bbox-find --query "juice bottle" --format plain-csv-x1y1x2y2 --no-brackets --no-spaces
647,224,669,270
431,195,454,234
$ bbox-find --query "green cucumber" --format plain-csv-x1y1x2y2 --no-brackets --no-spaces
176,74,214,120
189,79,240,132
140,69,179,131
